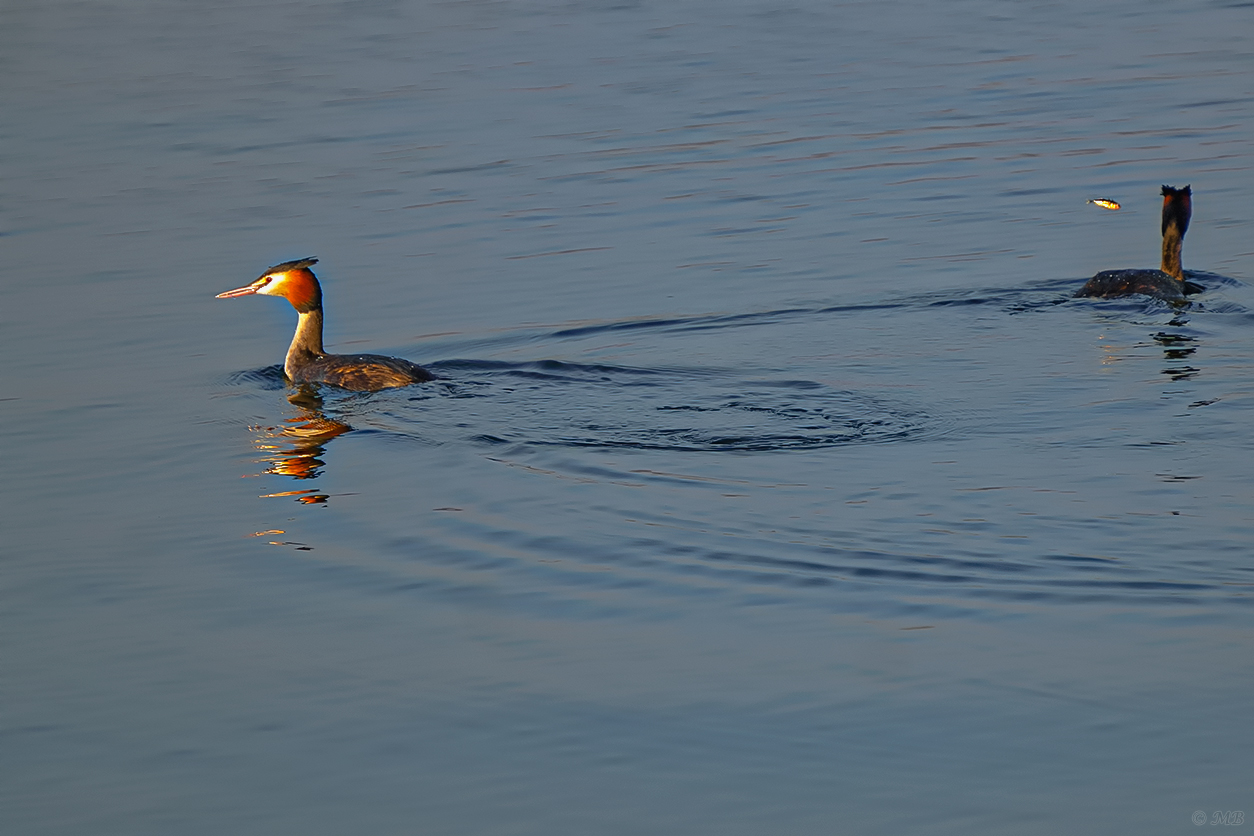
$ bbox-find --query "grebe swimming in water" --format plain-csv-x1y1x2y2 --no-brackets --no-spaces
1076,185,1202,301
217,258,434,391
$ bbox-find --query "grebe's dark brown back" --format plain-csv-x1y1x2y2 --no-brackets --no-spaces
217,258,434,391
1076,185,1199,301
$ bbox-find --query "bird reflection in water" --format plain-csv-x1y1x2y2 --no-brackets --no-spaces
1091,314,1203,382
1154,324,1200,382
251,386,351,503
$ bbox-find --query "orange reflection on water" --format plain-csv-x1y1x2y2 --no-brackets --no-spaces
249,397,351,482
253,418,350,480
241,390,349,526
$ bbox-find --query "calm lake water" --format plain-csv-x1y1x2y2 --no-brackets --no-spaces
4,1,1253,833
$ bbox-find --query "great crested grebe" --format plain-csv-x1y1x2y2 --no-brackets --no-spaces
217,258,434,391
1076,185,1201,301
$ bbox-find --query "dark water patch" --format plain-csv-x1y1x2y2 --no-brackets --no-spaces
541,287,1115,344
547,309,819,339
446,358,671,381
1185,270,1244,287
426,159,512,176
539,292,1046,343
999,187,1065,197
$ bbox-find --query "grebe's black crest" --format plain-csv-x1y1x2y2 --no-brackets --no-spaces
1076,184,1198,302
262,257,319,276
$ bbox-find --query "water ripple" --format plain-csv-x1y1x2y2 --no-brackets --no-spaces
403,361,947,452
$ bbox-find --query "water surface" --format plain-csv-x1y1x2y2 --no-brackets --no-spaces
4,1,1253,833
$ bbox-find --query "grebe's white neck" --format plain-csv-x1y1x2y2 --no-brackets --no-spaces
285,309,325,379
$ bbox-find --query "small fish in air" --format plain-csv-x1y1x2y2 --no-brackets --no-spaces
1086,198,1121,211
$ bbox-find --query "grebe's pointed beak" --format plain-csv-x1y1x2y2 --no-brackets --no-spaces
216,284,260,298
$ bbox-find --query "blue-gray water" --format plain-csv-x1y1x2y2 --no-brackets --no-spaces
4,1,1253,833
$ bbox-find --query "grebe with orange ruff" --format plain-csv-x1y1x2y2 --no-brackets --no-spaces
217,258,434,391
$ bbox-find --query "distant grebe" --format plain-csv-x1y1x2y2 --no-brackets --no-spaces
217,258,434,391
1076,185,1200,301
